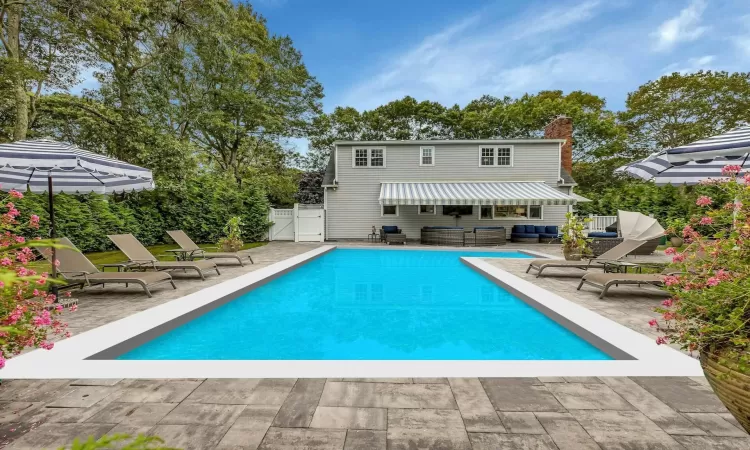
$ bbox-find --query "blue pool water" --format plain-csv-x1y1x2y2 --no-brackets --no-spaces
119,249,611,360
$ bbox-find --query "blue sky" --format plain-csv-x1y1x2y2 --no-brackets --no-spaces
253,0,750,113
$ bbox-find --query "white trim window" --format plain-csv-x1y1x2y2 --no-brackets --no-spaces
478,145,513,167
420,146,435,166
418,205,436,215
382,205,398,216
352,147,386,168
479,204,543,220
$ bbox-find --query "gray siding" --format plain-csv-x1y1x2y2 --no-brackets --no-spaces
326,142,568,240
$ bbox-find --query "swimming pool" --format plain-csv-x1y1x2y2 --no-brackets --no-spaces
118,248,610,361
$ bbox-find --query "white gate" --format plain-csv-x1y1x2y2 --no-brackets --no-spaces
295,204,325,242
269,208,294,241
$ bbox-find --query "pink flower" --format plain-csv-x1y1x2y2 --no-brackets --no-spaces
698,217,713,225
716,269,731,280
648,319,658,327
744,173,750,184
656,336,668,345
696,196,713,207
69,304,78,312
55,304,63,311
8,189,23,199
664,275,681,286
662,299,674,307
706,277,720,287
664,247,676,255
672,253,685,263
682,225,694,238
14,236,24,244
721,164,743,176
40,341,54,350
0,355,5,369
0,257,11,266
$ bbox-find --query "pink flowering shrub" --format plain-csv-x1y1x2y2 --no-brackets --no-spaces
0,189,72,370
653,165,749,373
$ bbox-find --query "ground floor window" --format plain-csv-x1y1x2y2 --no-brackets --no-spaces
442,205,473,216
382,205,398,216
480,204,542,219
419,205,436,214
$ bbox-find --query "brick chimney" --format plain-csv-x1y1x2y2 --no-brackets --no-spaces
544,116,573,175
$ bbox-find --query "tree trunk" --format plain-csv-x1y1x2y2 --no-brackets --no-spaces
7,4,28,141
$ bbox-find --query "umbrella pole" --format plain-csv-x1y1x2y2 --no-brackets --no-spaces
48,176,57,282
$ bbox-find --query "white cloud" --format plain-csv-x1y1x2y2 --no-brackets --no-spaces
661,55,715,74
652,0,709,51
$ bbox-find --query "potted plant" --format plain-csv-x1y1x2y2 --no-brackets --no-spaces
652,164,750,433
665,217,687,247
560,212,591,261
217,216,244,252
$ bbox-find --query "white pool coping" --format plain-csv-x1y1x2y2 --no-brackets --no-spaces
2,246,702,379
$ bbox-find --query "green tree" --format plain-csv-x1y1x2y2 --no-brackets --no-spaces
620,71,750,153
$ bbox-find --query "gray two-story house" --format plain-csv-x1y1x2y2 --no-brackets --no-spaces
321,117,582,241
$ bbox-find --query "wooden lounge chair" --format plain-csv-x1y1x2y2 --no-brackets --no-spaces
525,239,648,278
577,269,678,299
53,237,176,297
108,234,220,280
166,230,253,266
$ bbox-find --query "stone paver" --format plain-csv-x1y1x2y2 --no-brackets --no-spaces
85,402,177,425
480,378,565,412
159,403,245,426
449,377,506,432
571,409,684,449
631,377,729,413
387,409,471,450
185,379,262,404
216,405,280,450
546,383,635,410
149,424,230,450
344,430,386,450
258,427,346,450
683,413,748,437
272,379,326,428
111,379,202,403
244,379,297,406
468,432,558,450
535,412,601,450
309,406,386,430
45,386,118,408
672,435,750,449
319,381,457,409
5,423,115,450
498,411,547,434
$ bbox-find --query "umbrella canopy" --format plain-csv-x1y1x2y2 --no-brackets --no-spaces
666,125,750,164
617,210,665,241
0,139,154,192
616,151,749,186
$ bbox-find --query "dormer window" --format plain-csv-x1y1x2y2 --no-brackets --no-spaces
352,147,386,168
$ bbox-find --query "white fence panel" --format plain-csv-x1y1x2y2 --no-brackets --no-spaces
295,204,325,242
269,208,294,241
588,215,617,232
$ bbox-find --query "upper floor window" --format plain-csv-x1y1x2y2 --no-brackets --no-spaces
420,146,434,166
479,145,513,167
352,147,386,168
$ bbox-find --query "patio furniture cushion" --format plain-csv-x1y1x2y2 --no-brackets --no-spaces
525,225,536,233
545,226,558,234
511,233,540,238
512,225,525,233
474,226,504,231
534,226,546,233
589,231,618,238
538,233,559,238
382,226,399,234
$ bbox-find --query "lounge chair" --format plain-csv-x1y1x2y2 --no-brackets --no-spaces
53,237,176,297
577,269,679,299
166,230,253,266
108,234,220,280
525,239,648,278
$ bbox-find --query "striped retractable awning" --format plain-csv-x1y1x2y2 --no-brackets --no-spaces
379,182,577,206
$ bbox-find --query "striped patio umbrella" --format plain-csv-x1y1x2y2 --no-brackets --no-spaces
0,138,155,278
666,125,750,164
616,151,749,186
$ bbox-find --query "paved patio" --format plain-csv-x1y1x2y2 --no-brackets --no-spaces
1,241,748,449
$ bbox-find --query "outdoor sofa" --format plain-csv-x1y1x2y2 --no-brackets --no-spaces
380,226,406,245
167,230,253,266
421,226,464,246
525,239,648,278
473,226,506,246
54,237,176,297
511,225,560,243
108,234,221,280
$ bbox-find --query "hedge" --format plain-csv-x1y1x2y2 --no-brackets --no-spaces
16,174,272,253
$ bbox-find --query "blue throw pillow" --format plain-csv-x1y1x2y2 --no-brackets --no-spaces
383,226,398,234
525,225,536,233
534,226,546,234
512,225,525,233
546,226,558,234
